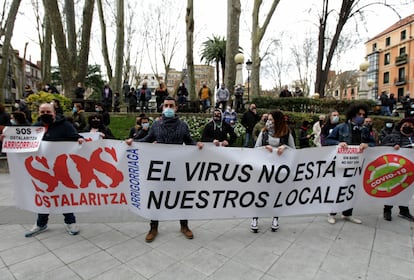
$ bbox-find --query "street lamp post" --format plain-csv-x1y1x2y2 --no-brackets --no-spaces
246,59,252,102
358,60,369,100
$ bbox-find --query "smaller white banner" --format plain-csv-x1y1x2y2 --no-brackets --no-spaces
1,126,45,153
79,132,102,141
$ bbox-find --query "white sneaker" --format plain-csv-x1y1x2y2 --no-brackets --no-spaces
327,215,336,224
25,224,48,237
271,217,279,232
342,215,362,224
64,223,80,235
250,218,258,233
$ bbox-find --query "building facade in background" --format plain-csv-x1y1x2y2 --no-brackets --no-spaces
365,13,414,101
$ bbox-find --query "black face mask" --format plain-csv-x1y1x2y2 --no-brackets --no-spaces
40,114,54,124
402,126,413,135
91,120,101,129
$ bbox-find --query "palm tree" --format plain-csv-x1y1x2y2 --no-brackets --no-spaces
200,35,226,89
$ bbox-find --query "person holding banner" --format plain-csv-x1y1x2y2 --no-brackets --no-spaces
250,110,296,233
126,96,204,242
324,103,375,225
381,117,414,222
25,103,85,237
84,113,115,139
201,108,237,146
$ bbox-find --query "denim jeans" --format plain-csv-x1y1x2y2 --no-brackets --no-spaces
37,213,76,227
244,133,253,148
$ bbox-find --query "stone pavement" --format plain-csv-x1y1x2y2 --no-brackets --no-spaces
0,173,413,280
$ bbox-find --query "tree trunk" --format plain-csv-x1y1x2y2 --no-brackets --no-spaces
41,14,52,86
113,0,124,97
76,0,95,86
224,0,240,99
64,0,76,70
315,0,355,98
251,0,279,98
97,0,113,82
186,0,196,102
0,0,22,103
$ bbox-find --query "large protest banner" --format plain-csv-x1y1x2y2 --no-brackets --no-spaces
6,140,414,220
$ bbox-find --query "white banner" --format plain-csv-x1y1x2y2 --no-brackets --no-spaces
1,126,45,153
6,140,414,220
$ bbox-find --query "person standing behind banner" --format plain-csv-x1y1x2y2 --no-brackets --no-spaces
125,96,204,243
25,103,85,237
201,108,237,146
381,117,414,222
128,114,150,140
72,103,86,132
312,115,325,147
84,113,115,139
324,103,375,225
250,110,296,233
241,103,260,147
252,113,268,143
320,109,340,146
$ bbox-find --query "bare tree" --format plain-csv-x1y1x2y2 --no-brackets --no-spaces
42,0,94,97
251,0,280,97
186,0,196,101
291,34,315,95
0,0,22,102
96,0,112,82
314,0,400,98
224,0,241,98
113,0,124,95
143,0,183,86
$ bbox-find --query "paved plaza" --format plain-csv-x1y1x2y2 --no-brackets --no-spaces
0,173,413,280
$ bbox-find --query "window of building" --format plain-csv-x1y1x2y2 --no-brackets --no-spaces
384,53,390,65
400,47,406,55
401,30,406,40
372,43,377,52
398,67,405,82
383,72,389,84
385,37,391,46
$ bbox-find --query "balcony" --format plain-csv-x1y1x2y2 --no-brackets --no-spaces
394,75,407,86
395,53,408,66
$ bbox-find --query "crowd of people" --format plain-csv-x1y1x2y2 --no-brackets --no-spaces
1,84,414,243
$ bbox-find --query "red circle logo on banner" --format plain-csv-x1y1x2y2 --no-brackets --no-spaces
363,154,414,197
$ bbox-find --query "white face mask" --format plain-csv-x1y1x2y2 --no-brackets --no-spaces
331,115,339,124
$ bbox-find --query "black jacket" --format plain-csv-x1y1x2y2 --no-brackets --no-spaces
34,115,81,142
201,120,237,145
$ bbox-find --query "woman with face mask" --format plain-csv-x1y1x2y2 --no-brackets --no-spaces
381,118,414,222
84,114,115,139
250,110,296,233
320,110,339,146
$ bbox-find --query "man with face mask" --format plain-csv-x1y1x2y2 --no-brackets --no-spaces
379,121,395,144
25,103,85,237
381,118,414,222
126,96,204,242
324,103,376,225
201,108,237,146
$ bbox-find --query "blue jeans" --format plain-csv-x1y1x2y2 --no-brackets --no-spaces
37,213,76,227
244,132,253,148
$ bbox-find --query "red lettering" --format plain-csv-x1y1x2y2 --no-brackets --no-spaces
25,156,59,193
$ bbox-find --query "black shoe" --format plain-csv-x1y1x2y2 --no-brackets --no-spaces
398,212,414,222
383,211,392,221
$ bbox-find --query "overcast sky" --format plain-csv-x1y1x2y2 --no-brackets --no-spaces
9,0,412,89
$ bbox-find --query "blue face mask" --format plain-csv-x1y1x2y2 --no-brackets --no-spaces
163,108,175,118
353,116,365,125
72,107,77,113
